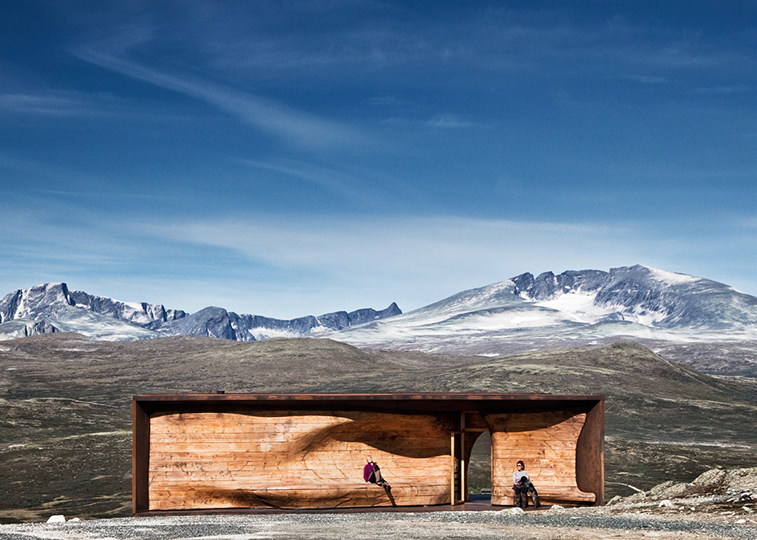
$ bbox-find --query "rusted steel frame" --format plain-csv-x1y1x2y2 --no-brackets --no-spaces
132,399,150,514
134,392,603,403
133,394,604,419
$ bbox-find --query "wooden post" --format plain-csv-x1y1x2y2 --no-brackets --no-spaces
576,399,605,504
460,413,466,503
450,432,456,505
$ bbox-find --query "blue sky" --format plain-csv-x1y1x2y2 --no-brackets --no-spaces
0,0,755,318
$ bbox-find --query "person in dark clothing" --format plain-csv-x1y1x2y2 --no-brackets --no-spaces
512,460,540,508
364,455,397,507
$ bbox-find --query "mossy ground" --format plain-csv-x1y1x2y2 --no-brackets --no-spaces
1,334,755,523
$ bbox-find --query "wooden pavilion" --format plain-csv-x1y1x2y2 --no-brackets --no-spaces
132,393,604,514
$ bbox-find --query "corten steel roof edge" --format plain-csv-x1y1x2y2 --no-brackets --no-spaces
132,393,604,416
133,392,604,401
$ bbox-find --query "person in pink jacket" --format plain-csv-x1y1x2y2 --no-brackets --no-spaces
364,455,396,506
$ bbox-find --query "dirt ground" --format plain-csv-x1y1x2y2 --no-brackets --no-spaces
4,468,756,540
0,507,755,540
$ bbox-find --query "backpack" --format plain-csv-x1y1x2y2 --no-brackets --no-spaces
369,463,383,484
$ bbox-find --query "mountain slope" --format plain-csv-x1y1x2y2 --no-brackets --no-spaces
327,265,757,358
513,265,757,330
0,265,754,359
0,282,401,342
0,283,175,340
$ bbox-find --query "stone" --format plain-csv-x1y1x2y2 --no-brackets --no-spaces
501,507,525,515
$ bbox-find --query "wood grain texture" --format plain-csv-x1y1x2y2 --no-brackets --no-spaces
148,411,454,510
135,395,604,512
485,412,597,505
575,400,605,504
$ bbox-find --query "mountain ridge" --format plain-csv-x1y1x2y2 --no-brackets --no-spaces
330,264,756,341
324,265,757,374
0,282,401,342
1,266,755,361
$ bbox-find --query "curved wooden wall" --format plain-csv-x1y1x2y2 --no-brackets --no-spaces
487,411,597,505
148,410,454,510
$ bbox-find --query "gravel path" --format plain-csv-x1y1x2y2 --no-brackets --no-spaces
0,510,755,540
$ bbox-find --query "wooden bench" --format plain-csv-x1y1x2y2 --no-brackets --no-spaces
149,481,451,510
493,485,596,506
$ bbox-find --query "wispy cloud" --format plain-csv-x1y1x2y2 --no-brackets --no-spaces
74,47,368,151
734,216,757,230
156,215,631,273
0,91,118,116
380,114,482,130
1,199,755,316
144,214,654,312
623,75,668,84
426,114,480,129
1,2,753,318
236,158,385,206
0,154,178,203
692,85,755,95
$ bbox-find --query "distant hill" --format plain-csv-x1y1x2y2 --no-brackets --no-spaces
0,334,755,522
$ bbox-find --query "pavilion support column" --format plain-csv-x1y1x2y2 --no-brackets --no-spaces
450,433,455,505
132,400,150,515
460,413,466,503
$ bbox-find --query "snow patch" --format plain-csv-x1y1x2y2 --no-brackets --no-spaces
630,306,667,326
646,266,701,286
530,291,615,324
248,327,306,340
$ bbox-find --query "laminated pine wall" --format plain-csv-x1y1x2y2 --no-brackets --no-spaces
133,393,604,513
488,411,597,505
148,410,455,510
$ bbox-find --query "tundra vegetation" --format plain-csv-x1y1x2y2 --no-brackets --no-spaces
0,334,755,524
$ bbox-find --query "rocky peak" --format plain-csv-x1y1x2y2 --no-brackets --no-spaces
513,269,609,300
0,283,74,322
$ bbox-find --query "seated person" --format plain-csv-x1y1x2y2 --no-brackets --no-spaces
363,455,397,507
512,460,540,508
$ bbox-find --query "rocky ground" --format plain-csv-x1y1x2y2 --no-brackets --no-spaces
1,334,755,529
0,468,754,540
0,503,753,540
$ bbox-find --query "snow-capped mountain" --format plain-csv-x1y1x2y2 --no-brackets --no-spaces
0,283,181,341
324,265,757,355
513,265,757,330
0,282,401,341
0,266,754,353
154,303,401,342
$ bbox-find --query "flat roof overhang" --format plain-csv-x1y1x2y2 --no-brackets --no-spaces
133,392,604,415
